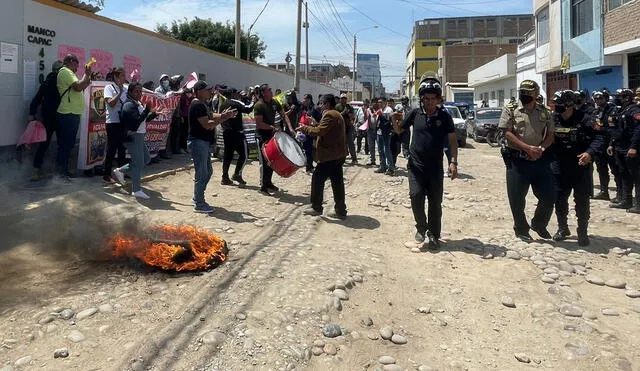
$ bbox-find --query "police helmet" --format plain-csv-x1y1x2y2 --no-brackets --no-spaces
418,77,442,97
519,80,540,95
552,90,576,107
614,88,634,106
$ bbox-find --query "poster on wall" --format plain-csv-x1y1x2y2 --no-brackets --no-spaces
77,82,179,170
1,42,19,74
23,60,37,101
123,55,142,81
89,49,113,79
57,45,85,77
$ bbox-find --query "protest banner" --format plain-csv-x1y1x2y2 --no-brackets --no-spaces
77,82,179,170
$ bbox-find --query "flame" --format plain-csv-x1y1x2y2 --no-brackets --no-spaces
108,225,227,271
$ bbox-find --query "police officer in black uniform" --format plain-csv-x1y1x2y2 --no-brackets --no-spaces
549,90,605,246
592,90,620,201
574,89,594,117
402,76,458,249
608,88,640,213
498,80,555,242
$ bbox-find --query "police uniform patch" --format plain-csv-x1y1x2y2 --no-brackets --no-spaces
608,117,615,127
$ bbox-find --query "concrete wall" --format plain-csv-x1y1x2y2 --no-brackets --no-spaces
516,32,546,98
604,0,640,49
0,0,337,146
535,0,562,73
578,66,623,93
561,0,604,73
472,77,517,107
468,54,516,86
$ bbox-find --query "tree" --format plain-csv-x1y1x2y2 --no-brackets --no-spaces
156,18,267,62
333,64,352,79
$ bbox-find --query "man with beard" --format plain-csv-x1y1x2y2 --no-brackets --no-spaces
402,76,458,249
298,94,348,219
550,90,604,246
592,90,620,201
498,80,555,242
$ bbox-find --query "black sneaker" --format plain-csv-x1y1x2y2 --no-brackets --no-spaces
592,192,610,201
627,206,640,214
231,174,247,185
259,187,274,196
327,211,347,220
553,228,571,241
385,169,395,176
531,225,552,239
303,207,322,216
221,177,233,185
414,231,426,244
427,232,440,250
266,184,280,192
610,202,632,209
578,233,590,246
516,232,533,243
374,167,387,174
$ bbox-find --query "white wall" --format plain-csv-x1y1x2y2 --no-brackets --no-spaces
468,54,516,86
0,0,338,146
535,0,562,73
472,77,517,107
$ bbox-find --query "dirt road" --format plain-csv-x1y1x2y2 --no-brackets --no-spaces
0,142,638,371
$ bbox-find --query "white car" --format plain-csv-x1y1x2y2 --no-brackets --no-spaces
444,105,467,147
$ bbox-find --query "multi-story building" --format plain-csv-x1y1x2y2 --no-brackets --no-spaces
603,0,640,89
516,30,545,99
356,53,383,98
404,14,533,103
468,54,517,108
559,0,622,93
300,63,336,85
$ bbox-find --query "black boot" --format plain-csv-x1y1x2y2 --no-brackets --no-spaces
592,191,610,200
577,222,589,246
553,226,571,241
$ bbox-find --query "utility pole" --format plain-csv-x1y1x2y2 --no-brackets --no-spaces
304,1,309,79
235,0,241,59
293,0,302,91
352,34,356,101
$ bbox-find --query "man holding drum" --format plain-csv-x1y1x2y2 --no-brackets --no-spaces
254,83,294,195
298,94,348,219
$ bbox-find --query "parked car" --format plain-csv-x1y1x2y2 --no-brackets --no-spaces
213,115,259,159
466,108,503,142
444,105,467,148
443,101,473,120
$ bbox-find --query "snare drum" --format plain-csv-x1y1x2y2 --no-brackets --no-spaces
262,132,306,177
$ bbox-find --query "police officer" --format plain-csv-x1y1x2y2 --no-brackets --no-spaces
550,90,604,246
592,90,620,201
574,89,594,117
608,88,640,213
402,76,458,249
498,80,555,242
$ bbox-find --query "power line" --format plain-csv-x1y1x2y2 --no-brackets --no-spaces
340,0,410,39
325,0,353,44
307,5,352,55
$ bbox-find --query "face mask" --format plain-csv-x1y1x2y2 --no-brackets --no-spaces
575,99,584,106
162,80,170,89
555,105,566,114
519,94,534,105
614,98,622,106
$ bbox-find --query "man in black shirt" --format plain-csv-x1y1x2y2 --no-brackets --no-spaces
253,83,293,195
402,76,458,249
219,88,254,186
188,81,237,213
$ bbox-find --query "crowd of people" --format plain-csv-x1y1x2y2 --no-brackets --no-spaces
498,80,640,247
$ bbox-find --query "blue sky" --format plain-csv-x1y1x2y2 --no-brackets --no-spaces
99,0,533,91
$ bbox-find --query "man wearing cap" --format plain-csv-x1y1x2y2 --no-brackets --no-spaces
592,90,620,201
253,83,293,195
498,80,555,242
188,81,237,213
550,90,604,246
402,76,458,249
28,60,63,180
219,88,255,186
56,54,92,181
154,74,171,96
298,94,348,219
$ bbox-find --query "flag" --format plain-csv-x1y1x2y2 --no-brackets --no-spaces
184,72,198,89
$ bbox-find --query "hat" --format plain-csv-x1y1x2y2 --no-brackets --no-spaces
340,93,348,99
394,104,403,112
240,90,248,96
221,87,239,97
193,80,214,92
519,80,539,93
215,84,228,91
52,60,63,72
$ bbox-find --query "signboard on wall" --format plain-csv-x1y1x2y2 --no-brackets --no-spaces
123,54,142,81
89,49,113,78
58,44,85,77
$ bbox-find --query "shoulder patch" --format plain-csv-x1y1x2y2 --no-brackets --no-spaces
506,102,518,110
540,111,549,120
634,113,640,121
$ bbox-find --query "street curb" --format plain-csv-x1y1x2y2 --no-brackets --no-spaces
140,164,194,183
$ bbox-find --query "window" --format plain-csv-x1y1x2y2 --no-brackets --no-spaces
609,0,634,11
490,91,496,100
629,52,640,90
421,41,442,47
572,0,593,37
498,90,505,106
537,7,549,45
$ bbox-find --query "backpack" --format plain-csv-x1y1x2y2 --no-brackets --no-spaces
44,70,73,114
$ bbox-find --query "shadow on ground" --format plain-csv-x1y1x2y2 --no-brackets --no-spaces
323,214,381,230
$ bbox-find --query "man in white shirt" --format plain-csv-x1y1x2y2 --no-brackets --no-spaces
103,67,128,183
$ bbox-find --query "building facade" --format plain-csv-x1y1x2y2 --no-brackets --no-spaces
0,0,336,147
468,54,517,108
516,31,545,99
404,14,533,102
603,0,640,89
356,53,383,99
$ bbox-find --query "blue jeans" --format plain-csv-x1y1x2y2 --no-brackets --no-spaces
123,133,150,192
377,133,394,171
188,138,213,207
55,113,80,175
367,129,377,164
